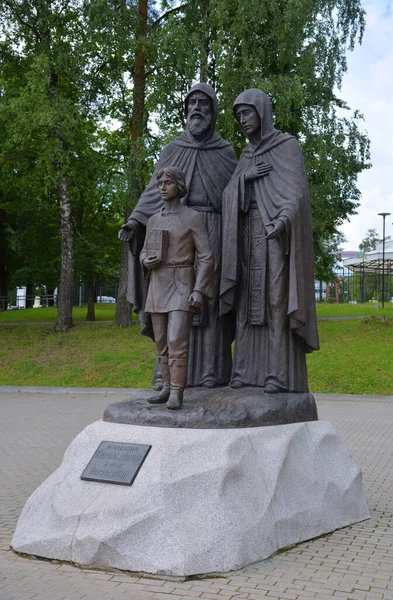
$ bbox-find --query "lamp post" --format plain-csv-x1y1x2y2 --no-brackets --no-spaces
378,212,391,308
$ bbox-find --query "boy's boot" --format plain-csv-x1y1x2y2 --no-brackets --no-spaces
152,355,163,391
148,356,170,404
166,358,187,410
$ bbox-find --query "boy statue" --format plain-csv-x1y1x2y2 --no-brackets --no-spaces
140,167,214,410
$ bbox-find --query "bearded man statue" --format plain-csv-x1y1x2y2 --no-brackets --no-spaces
119,83,237,389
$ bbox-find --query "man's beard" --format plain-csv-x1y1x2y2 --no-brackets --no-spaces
187,113,213,137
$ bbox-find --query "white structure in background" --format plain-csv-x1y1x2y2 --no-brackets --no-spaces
314,250,359,302
343,239,393,273
343,239,393,302
16,287,26,308
15,287,42,308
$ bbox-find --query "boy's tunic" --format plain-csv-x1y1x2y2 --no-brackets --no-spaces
140,206,213,314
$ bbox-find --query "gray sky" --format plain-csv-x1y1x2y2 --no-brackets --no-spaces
339,0,393,249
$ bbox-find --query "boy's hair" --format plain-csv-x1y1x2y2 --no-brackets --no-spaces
157,166,187,199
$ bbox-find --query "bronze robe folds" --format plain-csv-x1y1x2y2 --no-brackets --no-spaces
220,90,319,391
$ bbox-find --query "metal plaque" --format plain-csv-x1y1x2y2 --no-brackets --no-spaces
81,441,151,486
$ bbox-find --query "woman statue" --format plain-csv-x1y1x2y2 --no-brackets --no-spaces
220,89,319,393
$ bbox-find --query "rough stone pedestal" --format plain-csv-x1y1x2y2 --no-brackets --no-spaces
103,387,318,428
12,419,369,577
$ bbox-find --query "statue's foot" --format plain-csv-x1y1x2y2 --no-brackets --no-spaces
230,380,244,389
152,378,163,391
166,390,183,410
264,383,286,394
202,380,217,389
148,388,170,404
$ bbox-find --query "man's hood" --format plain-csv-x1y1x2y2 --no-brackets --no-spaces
184,82,218,132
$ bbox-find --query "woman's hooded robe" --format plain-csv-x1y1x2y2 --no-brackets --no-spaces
220,89,319,389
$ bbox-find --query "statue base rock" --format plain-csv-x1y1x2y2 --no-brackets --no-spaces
103,387,318,428
12,419,369,577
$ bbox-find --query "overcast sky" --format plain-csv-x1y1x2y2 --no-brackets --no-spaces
339,0,393,249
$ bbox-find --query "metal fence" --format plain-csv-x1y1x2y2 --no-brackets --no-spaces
3,271,392,311
0,295,57,310
315,267,393,304
1,281,119,311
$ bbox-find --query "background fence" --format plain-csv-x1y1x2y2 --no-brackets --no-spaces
315,266,393,304
2,270,393,311
1,280,119,311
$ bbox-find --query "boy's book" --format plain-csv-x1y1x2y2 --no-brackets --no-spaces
147,228,169,262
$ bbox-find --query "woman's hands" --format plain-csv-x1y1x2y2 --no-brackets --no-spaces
265,220,285,240
245,163,272,181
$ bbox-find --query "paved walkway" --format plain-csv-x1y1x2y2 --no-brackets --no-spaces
1,388,392,600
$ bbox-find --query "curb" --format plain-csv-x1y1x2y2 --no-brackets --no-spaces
0,386,392,402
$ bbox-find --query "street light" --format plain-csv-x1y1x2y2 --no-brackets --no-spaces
378,212,391,308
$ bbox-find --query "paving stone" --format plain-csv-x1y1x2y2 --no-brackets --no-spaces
152,593,184,599
1,390,393,600
200,592,236,600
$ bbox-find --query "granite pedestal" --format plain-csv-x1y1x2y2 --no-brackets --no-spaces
12,415,369,577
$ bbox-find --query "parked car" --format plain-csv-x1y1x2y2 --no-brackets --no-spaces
97,296,116,303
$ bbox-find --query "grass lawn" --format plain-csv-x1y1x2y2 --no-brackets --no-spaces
307,318,393,395
1,314,392,395
0,304,116,322
1,302,393,324
0,322,156,388
316,302,393,318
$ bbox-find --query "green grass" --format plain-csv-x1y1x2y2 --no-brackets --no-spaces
0,322,156,388
0,304,116,322
1,302,393,323
316,302,393,318
0,316,392,395
307,317,393,395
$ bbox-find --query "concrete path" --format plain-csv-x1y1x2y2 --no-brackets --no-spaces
1,388,392,600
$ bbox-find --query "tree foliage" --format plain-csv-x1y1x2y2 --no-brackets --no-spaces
0,0,371,321
0,0,125,324
150,0,370,280
359,228,382,253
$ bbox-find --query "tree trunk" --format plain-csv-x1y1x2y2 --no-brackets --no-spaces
199,0,210,83
55,176,74,332
114,0,147,328
34,4,75,332
86,280,95,321
114,243,133,327
0,221,9,310
25,283,34,308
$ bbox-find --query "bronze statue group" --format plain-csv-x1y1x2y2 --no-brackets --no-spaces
119,84,319,410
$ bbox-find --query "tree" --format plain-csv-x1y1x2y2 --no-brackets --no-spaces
0,0,123,329
0,208,12,308
1,0,371,326
0,1,81,329
315,232,348,281
85,0,188,326
115,0,149,328
71,133,126,321
359,228,382,253
151,0,370,281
